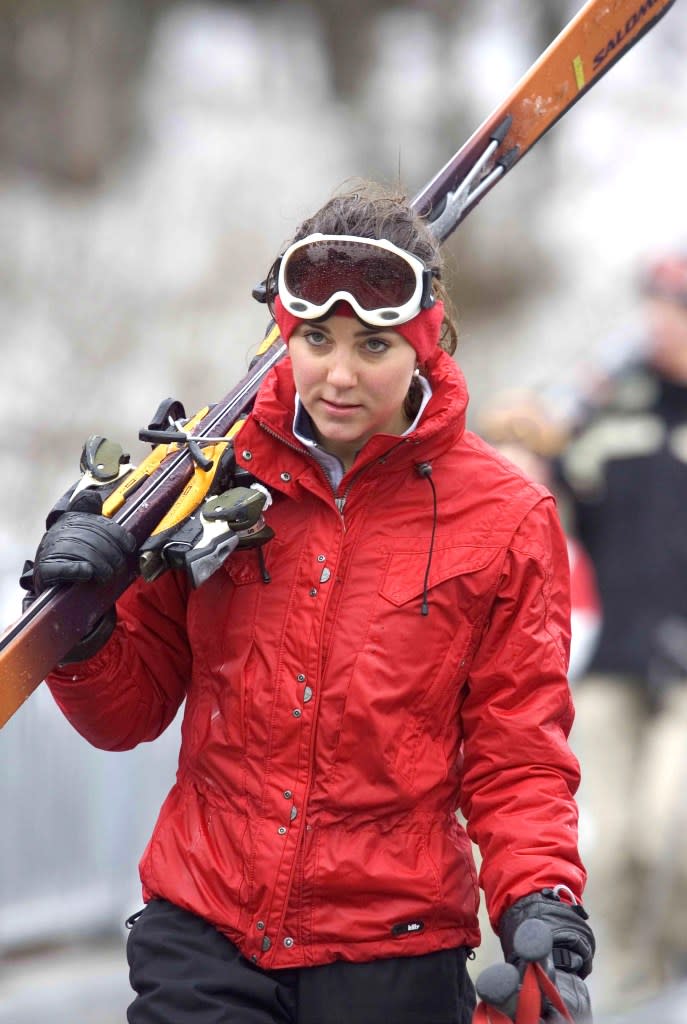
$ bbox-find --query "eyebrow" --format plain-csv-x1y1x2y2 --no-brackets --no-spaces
297,321,398,339
351,324,398,337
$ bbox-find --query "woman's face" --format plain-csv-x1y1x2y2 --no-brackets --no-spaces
289,313,417,469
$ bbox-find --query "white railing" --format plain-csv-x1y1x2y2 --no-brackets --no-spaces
1,573,181,953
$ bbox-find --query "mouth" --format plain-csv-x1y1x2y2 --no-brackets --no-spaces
319,399,362,415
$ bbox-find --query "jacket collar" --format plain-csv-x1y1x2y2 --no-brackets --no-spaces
248,349,468,475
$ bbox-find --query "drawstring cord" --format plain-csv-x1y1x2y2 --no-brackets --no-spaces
257,546,271,583
251,461,436,603
416,462,437,616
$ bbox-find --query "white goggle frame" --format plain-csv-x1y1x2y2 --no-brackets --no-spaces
276,233,434,328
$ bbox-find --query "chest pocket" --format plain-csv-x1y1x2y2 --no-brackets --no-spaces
325,544,504,791
380,544,501,617
219,536,293,644
380,545,502,784
187,547,269,668
375,544,503,702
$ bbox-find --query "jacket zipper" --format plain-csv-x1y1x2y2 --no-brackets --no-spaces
251,422,412,954
257,422,338,501
335,437,410,513
258,421,408,518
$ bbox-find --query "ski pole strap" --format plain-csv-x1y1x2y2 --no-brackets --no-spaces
515,962,575,1024
472,1003,514,1024
471,959,575,1024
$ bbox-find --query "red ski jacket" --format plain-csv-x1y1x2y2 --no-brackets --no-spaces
48,351,585,969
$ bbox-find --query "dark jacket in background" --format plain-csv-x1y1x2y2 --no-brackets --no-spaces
559,359,687,691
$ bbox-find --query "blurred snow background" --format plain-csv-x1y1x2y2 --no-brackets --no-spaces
1,1,686,1020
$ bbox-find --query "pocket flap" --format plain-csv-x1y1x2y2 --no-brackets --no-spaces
224,549,266,586
380,545,501,606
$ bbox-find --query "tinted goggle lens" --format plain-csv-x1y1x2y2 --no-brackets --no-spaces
283,239,418,312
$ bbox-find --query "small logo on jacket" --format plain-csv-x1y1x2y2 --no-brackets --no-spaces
391,920,425,937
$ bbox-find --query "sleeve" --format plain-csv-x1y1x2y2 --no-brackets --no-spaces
459,496,586,930
46,569,192,752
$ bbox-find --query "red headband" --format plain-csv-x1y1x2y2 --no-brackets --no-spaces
273,295,445,366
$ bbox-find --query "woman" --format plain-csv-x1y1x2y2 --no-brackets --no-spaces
27,184,594,1023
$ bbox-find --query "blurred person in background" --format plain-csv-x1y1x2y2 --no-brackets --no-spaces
478,392,601,685
557,250,687,1006
20,183,595,1024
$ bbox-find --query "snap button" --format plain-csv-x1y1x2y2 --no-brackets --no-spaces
280,471,291,482
278,826,287,835
256,920,265,931
251,954,258,963
283,790,293,799
283,937,294,948
309,587,318,597
317,554,326,562
296,673,306,683
292,708,302,718
242,450,252,460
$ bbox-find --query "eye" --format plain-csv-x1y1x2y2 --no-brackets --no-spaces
363,336,390,354
302,328,329,347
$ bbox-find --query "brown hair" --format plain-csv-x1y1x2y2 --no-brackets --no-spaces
276,180,458,358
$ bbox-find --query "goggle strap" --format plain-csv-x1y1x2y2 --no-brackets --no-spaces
253,255,282,307
420,269,437,310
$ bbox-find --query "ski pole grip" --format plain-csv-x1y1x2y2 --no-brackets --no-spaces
475,962,520,1020
512,918,556,981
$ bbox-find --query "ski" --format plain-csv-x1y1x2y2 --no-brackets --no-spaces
0,0,677,728
414,0,677,232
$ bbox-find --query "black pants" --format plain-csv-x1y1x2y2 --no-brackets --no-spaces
126,900,476,1024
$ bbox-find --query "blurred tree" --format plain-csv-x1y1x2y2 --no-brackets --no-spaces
298,0,571,103
0,0,160,185
305,0,473,101
537,0,578,50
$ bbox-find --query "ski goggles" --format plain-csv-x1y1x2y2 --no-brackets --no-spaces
274,234,436,328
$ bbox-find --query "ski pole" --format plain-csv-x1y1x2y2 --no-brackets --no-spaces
512,919,574,1024
473,962,521,1022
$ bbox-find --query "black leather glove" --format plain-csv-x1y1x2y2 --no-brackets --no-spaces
499,889,595,1022
31,510,136,594
22,510,136,664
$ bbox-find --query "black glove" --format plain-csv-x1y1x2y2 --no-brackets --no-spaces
554,971,592,1022
499,889,595,1022
22,510,136,664
31,510,136,594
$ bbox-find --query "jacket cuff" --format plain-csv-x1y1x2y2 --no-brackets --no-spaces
57,608,117,665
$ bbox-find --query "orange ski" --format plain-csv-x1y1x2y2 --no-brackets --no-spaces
413,0,677,236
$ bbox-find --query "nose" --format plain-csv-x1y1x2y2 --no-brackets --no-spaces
326,351,357,388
